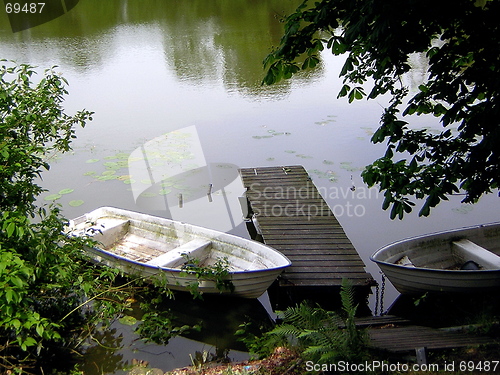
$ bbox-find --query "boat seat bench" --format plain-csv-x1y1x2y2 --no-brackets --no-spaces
81,218,130,248
146,238,212,268
452,239,500,269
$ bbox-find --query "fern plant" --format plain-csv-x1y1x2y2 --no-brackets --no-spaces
262,279,369,364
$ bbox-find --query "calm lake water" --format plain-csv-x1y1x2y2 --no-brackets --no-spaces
1,0,499,373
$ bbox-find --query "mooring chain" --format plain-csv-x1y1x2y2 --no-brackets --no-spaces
379,272,386,315
374,271,387,316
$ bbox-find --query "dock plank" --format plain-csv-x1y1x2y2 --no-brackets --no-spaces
344,315,495,353
239,165,374,298
368,325,494,352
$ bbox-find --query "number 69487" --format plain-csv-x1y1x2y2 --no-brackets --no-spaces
5,3,46,14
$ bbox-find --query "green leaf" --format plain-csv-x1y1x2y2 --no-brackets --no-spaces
419,203,431,217
68,199,84,207
58,188,74,195
332,40,348,55
119,315,137,326
44,194,62,201
9,276,25,288
348,87,365,103
6,222,16,238
474,0,489,8
20,336,37,351
97,175,117,181
5,288,14,303
11,319,21,330
36,324,44,337
338,84,350,98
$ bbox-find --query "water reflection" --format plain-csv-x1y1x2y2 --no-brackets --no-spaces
80,292,273,374
81,325,128,374
0,0,316,98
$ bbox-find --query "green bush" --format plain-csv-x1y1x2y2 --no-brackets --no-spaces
0,61,133,373
241,280,369,366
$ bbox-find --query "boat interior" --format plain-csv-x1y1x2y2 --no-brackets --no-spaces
70,215,270,271
393,236,500,271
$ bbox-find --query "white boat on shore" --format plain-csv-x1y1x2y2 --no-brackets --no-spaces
371,222,500,294
67,207,291,298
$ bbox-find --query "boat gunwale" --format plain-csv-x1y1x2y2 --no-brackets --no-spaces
86,243,291,275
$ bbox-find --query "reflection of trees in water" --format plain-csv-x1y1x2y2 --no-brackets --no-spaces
78,288,274,373
80,326,126,374
0,0,323,98
158,0,322,97
136,291,274,354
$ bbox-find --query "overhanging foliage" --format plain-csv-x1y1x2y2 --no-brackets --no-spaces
264,0,499,218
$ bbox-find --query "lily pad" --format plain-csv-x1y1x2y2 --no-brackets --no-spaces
322,160,335,165
84,171,96,176
58,188,74,195
115,153,129,159
97,175,117,181
103,162,119,168
85,158,100,163
340,162,359,171
159,188,172,195
44,194,62,201
118,315,137,326
69,200,84,207
296,154,313,159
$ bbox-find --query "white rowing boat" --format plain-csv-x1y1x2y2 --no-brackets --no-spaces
67,207,291,298
371,222,500,294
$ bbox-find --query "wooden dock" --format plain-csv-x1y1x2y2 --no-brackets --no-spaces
239,165,375,309
356,315,494,354
369,325,494,353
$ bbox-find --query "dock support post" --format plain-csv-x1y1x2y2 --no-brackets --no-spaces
416,347,428,365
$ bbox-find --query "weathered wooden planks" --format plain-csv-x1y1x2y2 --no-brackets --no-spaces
368,325,494,352
239,165,374,308
348,315,494,352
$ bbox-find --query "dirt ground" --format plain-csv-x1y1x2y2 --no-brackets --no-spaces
162,347,303,375
128,344,500,375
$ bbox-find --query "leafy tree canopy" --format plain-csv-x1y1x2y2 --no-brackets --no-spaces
263,0,499,219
